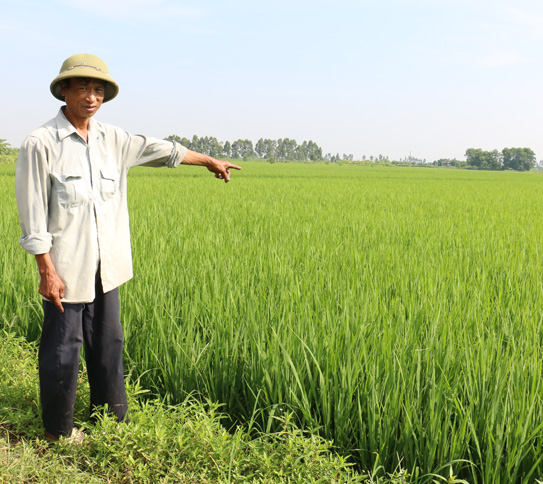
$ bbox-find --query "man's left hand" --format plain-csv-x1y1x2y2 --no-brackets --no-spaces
182,149,242,183
206,158,242,183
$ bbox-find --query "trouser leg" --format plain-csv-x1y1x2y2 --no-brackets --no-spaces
82,273,128,423
39,301,84,437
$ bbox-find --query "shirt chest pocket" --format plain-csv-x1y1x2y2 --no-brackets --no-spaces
51,172,88,208
99,167,119,201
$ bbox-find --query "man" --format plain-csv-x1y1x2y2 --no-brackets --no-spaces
15,53,241,442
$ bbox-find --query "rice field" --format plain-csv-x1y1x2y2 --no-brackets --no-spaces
2,161,543,482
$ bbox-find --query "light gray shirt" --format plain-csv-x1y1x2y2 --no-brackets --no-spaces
15,108,187,303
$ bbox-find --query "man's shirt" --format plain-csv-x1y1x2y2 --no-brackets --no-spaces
15,108,187,303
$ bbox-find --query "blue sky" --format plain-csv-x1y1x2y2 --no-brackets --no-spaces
3,0,543,161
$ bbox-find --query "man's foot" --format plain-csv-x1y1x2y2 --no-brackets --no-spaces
44,431,58,442
45,427,85,444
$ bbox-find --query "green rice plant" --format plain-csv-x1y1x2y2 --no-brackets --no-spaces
4,162,543,482
0,165,42,340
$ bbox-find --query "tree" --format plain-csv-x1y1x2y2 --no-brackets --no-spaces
276,139,285,161
223,140,232,158
489,150,502,170
0,139,13,156
255,138,266,159
465,148,482,168
265,139,277,160
465,148,501,170
503,147,535,171
285,139,297,160
164,135,182,144
240,139,255,160
296,141,308,161
434,158,461,167
466,147,535,171
208,137,223,158
231,140,242,159
309,141,322,161
191,135,200,152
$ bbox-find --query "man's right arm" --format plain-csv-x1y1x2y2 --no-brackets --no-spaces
15,136,53,253
35,254,65,313
15,137,62,310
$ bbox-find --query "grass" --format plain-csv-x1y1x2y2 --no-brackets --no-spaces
0,330,411,483
2,162,543,482
0,154,17,164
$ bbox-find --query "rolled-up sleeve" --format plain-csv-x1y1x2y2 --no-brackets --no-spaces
121,133,188,169
15,136,53,255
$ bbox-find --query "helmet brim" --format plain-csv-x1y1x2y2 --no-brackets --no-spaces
50,65,119,103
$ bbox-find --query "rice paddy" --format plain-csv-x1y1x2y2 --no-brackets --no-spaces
2,161,543,482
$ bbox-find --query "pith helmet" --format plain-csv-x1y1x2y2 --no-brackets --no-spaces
50,53,119,103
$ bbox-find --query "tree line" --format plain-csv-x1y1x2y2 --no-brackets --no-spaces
0,139,17,155
1,136,539,170
465,147,535,171
164,135,325,162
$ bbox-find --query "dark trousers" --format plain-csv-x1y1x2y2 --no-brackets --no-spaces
39,271,128,437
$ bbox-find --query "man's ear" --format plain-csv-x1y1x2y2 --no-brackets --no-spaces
59,80,69,97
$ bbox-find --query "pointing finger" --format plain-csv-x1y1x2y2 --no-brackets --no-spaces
52,295,64,313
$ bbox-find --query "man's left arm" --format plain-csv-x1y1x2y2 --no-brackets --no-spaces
120,132,241,181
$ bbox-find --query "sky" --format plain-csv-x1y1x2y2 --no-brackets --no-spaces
2,0,543,162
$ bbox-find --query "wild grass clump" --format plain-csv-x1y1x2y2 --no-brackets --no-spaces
1,331,402,483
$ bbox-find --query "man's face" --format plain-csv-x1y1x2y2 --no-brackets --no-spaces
60,77,106,124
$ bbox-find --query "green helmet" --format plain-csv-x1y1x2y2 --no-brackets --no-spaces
50,53,119,103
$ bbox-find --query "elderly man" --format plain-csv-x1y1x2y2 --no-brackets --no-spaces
15,53,241,442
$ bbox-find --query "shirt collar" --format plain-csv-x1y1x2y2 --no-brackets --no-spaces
56,108,77,141
88,116,103,141
55,107,105,141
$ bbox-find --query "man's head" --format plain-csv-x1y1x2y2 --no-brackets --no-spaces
50,53,119,103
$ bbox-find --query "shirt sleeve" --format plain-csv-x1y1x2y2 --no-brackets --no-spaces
121,132,188,169
15,136,53,255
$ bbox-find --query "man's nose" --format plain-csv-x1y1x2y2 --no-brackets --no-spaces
86,89,99,101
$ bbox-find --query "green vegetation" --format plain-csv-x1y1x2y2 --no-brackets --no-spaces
0,139,17,163
0,331,396,483
162,134,538,170
0,139,13,154
164,135,326,162
465,147,536,171
2,162,543,482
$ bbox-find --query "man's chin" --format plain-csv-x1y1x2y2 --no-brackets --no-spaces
82,109,98,117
